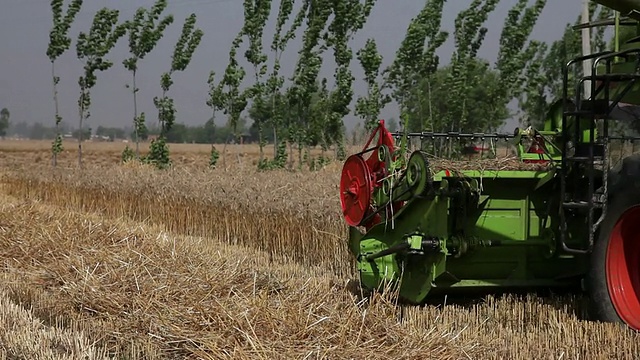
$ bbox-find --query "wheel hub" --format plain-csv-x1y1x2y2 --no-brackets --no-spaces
606,205,640,330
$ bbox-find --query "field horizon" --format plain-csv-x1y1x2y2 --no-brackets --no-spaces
0,140,638,359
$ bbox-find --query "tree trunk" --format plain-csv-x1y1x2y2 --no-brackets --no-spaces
51,61,60,168
133,69,140,158
78,91,84,168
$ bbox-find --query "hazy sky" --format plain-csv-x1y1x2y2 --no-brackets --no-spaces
0,0,583,133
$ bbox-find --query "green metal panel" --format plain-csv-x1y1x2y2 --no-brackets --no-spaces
349,167,591,305
595,58,640,106
595,0,640,19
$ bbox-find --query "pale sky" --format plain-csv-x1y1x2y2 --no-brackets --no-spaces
0,0,584,133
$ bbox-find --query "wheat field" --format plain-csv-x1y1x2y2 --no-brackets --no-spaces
0,139,638,359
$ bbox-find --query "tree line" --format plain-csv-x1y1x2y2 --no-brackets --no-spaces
7,114,399,147
42,0,629,170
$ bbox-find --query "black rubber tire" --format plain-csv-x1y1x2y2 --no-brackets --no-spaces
587,153,640,327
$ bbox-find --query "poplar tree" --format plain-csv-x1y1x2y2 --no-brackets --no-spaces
495,0,547,118
324,0,377,160
0,108,9,138
264,0,308,164
287,0,332,169
207,33,247,167
355,38,391,131
46,0,83,167
519,4,617,127
76,8,127,167
147,13,203,169
385,0,448,135
123,0,174,158
241,0,272,162
444,0,499,137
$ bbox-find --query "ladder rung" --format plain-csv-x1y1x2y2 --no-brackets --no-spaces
566,156,604,164
587,73,640,82
563,110,608,117
563,201,603,209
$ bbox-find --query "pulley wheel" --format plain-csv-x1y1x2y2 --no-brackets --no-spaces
340,154,372,227
406,151,432,196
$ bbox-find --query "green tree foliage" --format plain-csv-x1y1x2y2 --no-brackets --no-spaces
209,145,220,169
355,38,391,131
95,125,126,140
406,60,510,133
207,33,248,168
47,0,83,166
324,0,377,160
241,0,272,162
0,108,9,138
72,127,92,140
123,0,174,158
9,121,71,140
309,78,332,151
614,24,639,46
440,0,499,138
385,0,448,134
76,7,127,167
495,0,547,105
147,13,204,169
264,0,308,162
286,0,332,169
519,4,619,128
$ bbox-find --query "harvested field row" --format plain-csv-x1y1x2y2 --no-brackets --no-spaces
0,194,485,359
0,172,638,358
0,163,351,276
0,156,551,278
0,285,111,359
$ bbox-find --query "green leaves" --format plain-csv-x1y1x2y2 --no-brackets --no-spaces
157,13,203,128
47,0,83,61
0,108,9,138
356,39,391,130
516,3,630,130
47,0,83,166
209,33,248,144
242,0,271,67
385,0,448,132
241,0,273,160
77,9,127,59
496,0,547,99
123,0,174,72
123,0,174,157
316,0,376,159
154,85,176,135
443,0,499,133
148,13,204,169
76,7,127,166
171,14,204,73
357,39,382,85
76,8,128,87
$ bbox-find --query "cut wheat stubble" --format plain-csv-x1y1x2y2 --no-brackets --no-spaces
0,196,491,359
0,156,638,359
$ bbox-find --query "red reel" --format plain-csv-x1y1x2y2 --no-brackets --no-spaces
340,120,398,228
340,154,372,227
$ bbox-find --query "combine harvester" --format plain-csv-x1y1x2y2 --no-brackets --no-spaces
340,0,640,331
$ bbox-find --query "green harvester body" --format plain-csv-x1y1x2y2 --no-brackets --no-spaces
341,2,640,331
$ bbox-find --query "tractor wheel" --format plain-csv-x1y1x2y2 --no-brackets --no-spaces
587,155,640,331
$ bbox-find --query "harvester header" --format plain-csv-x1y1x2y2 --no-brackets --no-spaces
339,9,640,331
